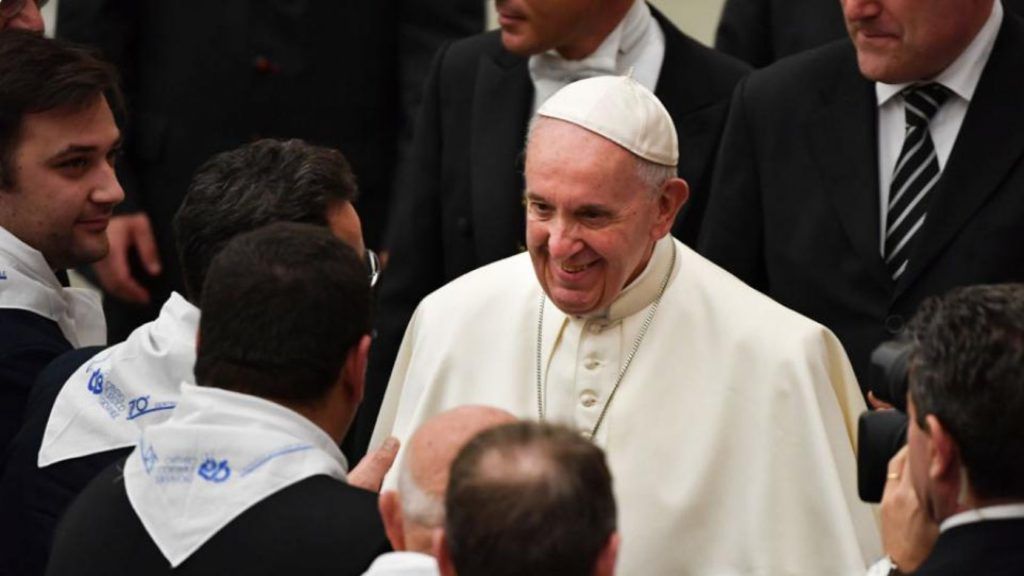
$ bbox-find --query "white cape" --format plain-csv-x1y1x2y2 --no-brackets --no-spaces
372,239,880,576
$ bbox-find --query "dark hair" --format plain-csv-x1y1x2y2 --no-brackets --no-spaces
173,138,359,301
445,422,617,576
908,284,1024,500
194,222,371,404
0,30,122,187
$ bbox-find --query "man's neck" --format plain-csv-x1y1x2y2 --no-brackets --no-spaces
555,0,634,60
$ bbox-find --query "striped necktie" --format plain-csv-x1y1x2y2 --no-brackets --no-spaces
884,83,951,281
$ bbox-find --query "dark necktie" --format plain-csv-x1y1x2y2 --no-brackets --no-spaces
884,83,951,281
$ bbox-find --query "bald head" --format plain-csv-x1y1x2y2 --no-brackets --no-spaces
379,405,515,554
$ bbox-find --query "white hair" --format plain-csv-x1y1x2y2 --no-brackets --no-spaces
397,445,445,528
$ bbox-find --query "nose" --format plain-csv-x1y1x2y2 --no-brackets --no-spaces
91,163,125,207
842,0,881,21
547,217,583,260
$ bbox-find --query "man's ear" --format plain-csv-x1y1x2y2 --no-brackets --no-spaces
434,530,457,576
593,532,620,576
926,415,961,489
653,177,689,238
379,490,406,551
341,334,372,403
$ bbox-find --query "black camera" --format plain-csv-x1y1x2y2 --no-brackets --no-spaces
857,340,912,503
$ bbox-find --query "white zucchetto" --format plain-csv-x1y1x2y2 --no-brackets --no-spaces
537,75,678,167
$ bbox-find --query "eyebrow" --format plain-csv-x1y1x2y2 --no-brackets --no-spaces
49,137,123,161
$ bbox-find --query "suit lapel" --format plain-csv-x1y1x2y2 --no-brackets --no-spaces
895,15,1024,299
804,59,891,291
469,47,533,264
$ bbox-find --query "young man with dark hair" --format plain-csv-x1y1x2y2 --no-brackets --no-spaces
47,223,389,575
0,29,123,465
872,284,1024,575
437,422,618,576
0,139,376,575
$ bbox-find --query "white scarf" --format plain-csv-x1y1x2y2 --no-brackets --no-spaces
38,292,199,467
528,0,663,112
124,384,348,567
0,225,105,347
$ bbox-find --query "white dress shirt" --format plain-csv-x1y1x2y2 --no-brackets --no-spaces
875,0,1003,251
528,0,665,113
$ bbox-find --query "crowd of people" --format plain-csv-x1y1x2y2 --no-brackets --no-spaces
1,0,1023,575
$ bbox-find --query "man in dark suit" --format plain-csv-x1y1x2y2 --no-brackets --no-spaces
700,0,1024,391
0,31,123,467
56,0,483,342
360,0,749,460
869,285,1024,575
46,223,389,576
716,0,1024,68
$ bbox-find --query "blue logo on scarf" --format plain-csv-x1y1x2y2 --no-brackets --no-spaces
127,395,176,420
0,271,7,280
142,444,159,474
198,457,231,483
86,369,104,394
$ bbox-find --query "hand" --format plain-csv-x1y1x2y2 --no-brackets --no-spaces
868,391,896,411
348,436,400,493
93,213,162,304
881,446,939,572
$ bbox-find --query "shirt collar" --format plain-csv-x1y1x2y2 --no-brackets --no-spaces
876,0,1003,106
529,0,649,75
580,234,675,323
940,502,1024,533
0,224,60,289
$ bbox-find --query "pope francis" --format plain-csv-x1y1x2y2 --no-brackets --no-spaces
371,76,880,575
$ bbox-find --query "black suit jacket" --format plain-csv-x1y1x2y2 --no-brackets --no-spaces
914,518,1024,575
715,0,1024,68
0,311,70,473
0,346,117,576
355,11,750,460
57,0,483,341
46,462,390,576
699,14,1024,389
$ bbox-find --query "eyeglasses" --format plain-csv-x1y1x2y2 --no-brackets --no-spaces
366,249,380,288
0,0,45,19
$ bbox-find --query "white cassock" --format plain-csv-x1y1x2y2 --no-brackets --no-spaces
371,237,881,576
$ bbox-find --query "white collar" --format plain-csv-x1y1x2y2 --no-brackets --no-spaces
38,293,199,467
584,234,676,323
529,0,652,84
124,383,348,567
876,0,1003,106
0,225,105,347
361,551,439,576
940,502,1024,533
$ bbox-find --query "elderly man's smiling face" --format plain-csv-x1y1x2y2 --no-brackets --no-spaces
524,119,684,316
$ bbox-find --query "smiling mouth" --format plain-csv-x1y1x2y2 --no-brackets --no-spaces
560,261,595,274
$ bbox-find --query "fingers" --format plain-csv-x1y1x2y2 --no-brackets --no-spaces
348,437,400,493
886,445,909,482
868,391,895,411
127,214,162,276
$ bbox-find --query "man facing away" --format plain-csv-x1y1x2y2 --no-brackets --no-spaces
0,30,123,465
0,139,375,576
700,0,1024,393
436,422,619,576
868,284,1024,576
357,0,751,461
363,405,515,576
46,223,388,575
371,75,880,575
